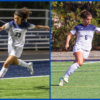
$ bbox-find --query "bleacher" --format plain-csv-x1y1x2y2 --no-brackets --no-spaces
0,29,49,50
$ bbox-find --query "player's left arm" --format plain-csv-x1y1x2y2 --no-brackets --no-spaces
34,25,49,31
95,27,100,34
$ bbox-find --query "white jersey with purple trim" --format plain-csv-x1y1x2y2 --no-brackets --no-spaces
4,20,35,47
70,24,100,51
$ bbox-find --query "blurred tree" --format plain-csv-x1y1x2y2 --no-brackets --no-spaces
0,2,49,9
51,1,100,51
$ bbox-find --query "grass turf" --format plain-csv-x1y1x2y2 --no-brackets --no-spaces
51,61,100,98
0,76,49,99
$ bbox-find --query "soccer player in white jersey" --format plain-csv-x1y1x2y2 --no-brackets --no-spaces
0,7,49,79
59,11,100,86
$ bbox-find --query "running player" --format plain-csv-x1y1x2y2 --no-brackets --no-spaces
59,11,100,86
0,7,49,79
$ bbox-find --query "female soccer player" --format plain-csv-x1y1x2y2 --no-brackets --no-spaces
59,11,100,86
0,7,49,79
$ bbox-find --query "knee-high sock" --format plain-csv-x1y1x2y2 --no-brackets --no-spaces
18,59,29,68
0,67,8,79
64,63,80,77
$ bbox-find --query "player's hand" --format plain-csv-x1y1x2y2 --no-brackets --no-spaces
65,44,69,50
45,26,49,31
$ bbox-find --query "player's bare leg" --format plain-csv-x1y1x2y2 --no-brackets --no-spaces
0,55,17,79
0,55,34,79
4,55,18,68
74,51,85,66
13,58,34,75
59,51,85,86
6,56,34,75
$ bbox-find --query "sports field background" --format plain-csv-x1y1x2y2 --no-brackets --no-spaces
51,61,100,98
0,76,49,98
0,59,49,99
0,50,49,99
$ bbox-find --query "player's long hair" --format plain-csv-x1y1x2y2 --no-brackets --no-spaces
80,11,92,19
14,7,32,21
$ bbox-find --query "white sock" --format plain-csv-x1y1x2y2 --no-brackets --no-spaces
0,67,8,79
18,59,29,68
64,63,80,77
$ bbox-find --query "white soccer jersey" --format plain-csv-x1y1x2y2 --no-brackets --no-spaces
4,20,35,47
70,24,100,51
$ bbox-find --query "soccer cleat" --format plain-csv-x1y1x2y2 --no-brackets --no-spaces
28,62,34,75
63,76,69,83
59,78,63,86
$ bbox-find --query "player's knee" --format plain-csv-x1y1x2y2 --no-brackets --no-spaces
3,62,9,68
77,61,83,66
13,62,18,65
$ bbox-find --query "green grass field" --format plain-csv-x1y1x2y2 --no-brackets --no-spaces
0,76,49,99
51,61,100,98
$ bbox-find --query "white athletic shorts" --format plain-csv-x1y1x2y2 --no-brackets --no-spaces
8,44,23,58
73,45,90,59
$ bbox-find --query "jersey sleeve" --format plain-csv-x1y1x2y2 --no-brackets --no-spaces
95,27,100,33
4,23,10,30
4,21,13,30
23,22,35,29
27,23,35,29
28,24,35,29
70,26,77,35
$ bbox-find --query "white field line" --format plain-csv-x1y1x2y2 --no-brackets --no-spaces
51,61,100,66
51,64,71,66
1,75,49,80
0,59,49,63
83,61,100,64
51,61,100,72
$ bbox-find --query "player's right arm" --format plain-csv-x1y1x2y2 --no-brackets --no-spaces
0,25,5,31
65,25,77,50
65,33,73,50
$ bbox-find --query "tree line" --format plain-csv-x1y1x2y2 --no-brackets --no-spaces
51,2,100,51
